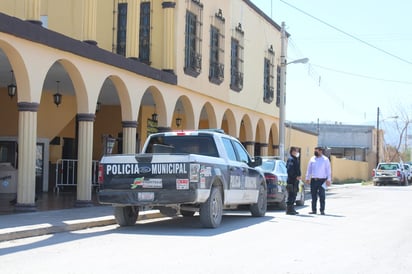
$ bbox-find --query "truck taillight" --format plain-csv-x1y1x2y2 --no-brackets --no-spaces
397,170,401,177
372,170,375,177
98,164,104,184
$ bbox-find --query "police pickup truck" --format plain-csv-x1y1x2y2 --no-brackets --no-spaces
97,129,267,228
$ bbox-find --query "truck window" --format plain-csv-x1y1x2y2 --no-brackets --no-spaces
233,141,250,163
222,138,237,161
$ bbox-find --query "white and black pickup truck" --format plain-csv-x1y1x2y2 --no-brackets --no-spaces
97,129,267,228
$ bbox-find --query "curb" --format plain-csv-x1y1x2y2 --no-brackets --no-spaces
0,211,163,242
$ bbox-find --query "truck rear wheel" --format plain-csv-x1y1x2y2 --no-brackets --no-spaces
200,187,223,228
114,206,139,226
250,183,267,217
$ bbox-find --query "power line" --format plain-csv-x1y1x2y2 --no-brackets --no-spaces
311,64,412,85
280,0,412,65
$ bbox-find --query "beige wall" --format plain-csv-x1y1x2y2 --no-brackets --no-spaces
330,156,369,182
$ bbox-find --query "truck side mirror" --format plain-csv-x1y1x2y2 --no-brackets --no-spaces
250,156,262,167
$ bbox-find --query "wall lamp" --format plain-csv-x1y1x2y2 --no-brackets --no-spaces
53,80,62,107
151,104,158,123
175,109,182,127
7,70,17,99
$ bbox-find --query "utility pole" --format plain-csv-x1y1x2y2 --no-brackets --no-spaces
376,107,380,167
279,21,287,161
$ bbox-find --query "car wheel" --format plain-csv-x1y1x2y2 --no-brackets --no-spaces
296,190,305,206
114,206,139,226
250,183,267,217
200,186,223,228
180,210,195,217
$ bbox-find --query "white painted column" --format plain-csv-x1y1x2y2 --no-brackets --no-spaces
162,1,176,72
82,0,97,45
126,0,140,59
15,103,39,212
25,0,42,25
122,121,137,154
75,114,95,206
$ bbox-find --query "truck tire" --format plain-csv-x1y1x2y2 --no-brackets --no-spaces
200,187,223,228
250,183,267,217
114,206,139,226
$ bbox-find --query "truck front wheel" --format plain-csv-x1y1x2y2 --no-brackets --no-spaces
200,187,223,228
114,206,139,226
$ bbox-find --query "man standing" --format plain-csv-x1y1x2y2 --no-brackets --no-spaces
286,147,301,215
305,146,331,215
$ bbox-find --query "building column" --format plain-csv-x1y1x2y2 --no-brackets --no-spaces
260,143,268,156
15,103,39,212
126,0,140,59
75,114,95,207
162,1,176,73
122,121,137,154
243,141,255,157
25,0,41,25
82,0,98,45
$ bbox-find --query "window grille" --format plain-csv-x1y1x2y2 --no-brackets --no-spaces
263,46,275,103
139,1,151,64
209,9,225,84
116,3,128,56
230,23,244,91
184,0,203,77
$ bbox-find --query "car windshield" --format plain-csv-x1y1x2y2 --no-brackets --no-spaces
259,160,275,172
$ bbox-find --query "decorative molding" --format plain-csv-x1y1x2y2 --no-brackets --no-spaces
17,102,39,112
122,121,138,128
77,113,95,122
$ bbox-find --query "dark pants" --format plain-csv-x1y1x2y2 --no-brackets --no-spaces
310,179,326,212
286,181,298,206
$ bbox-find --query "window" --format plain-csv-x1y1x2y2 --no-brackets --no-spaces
263,46,275,103
117,3,128,56
222,138,237,161
209,9,225,84
233,141,250,163
230,23,244,91
184,0,203,77
139,2,151,64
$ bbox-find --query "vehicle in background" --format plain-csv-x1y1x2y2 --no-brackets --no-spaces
403,163,412,184
372,162,407,186
256,157,305,209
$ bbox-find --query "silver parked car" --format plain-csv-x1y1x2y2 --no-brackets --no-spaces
256,157,305,209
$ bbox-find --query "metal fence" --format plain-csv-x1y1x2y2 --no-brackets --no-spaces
54,159,99,192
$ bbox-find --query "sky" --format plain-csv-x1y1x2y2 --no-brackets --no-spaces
251,0,412,131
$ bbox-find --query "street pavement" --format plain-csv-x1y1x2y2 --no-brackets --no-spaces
0,184,348,242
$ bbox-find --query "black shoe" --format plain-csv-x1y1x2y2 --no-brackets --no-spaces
309,211,317,214
286,211,298,215
320,211,325,215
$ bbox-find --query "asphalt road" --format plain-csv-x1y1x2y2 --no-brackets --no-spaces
1,184,412,274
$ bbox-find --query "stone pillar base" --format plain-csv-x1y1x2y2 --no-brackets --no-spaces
14,203,37,212
74,200,94,207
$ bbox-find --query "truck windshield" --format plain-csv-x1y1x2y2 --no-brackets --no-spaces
146,135,219,157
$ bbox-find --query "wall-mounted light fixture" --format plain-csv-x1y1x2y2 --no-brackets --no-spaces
7,70,17,99
53,80,62,107
175,109,182,128
151,104,158,123
96,101,101,113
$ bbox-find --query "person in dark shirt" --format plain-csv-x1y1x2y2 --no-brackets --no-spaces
286,146,301,215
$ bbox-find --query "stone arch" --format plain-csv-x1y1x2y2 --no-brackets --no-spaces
221,109,236,136
255,119,267,156
173,95,194,130
268,123,279,156
199,102,217,129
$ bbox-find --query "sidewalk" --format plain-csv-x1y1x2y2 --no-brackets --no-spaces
0,205,162,242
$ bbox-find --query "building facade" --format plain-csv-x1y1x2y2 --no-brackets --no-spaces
0,0,295,211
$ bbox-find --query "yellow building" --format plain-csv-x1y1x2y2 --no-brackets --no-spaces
0,0,313,211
